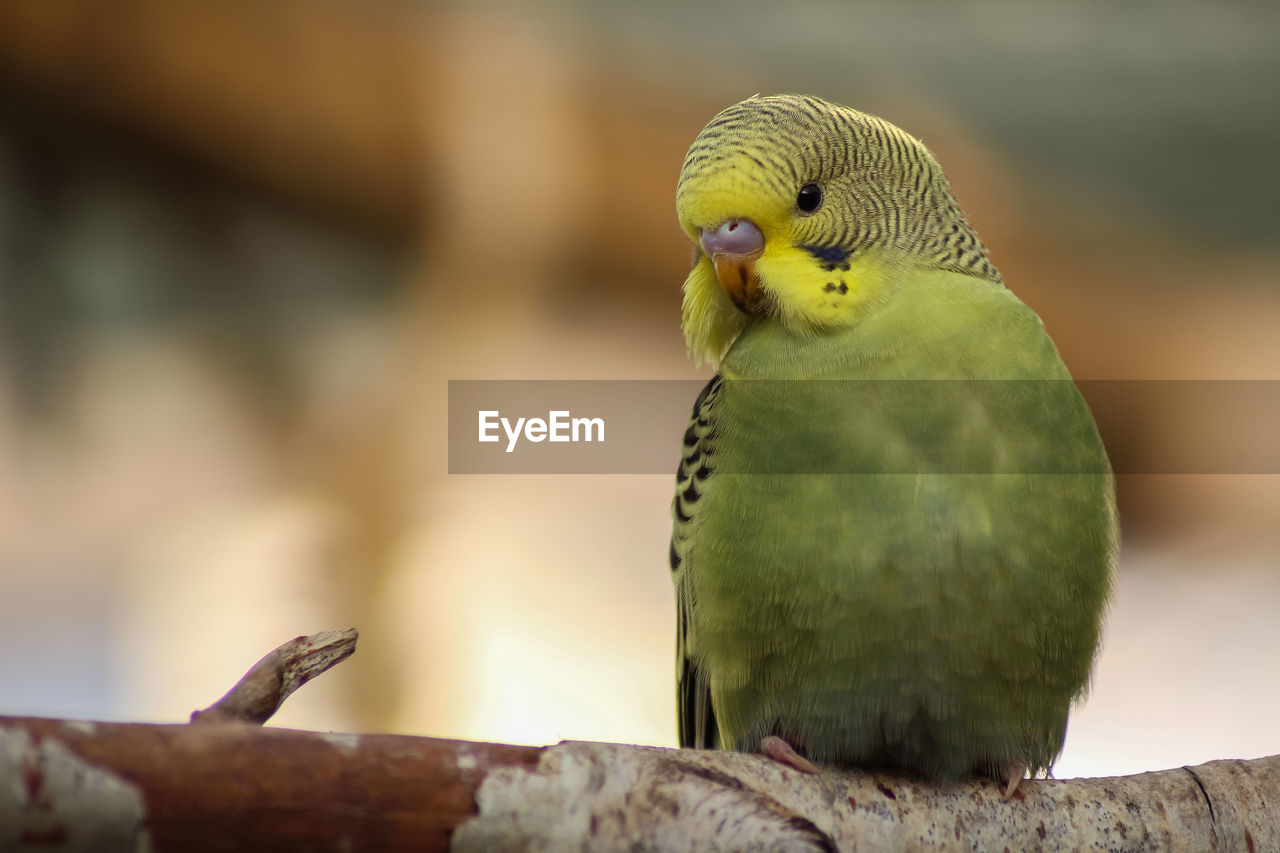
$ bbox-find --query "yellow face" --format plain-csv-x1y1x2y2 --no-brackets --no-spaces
678,145,891,316
674,95,941,364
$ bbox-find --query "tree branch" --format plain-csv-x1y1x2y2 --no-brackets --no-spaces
3,629,1276,849
2,718,1278,851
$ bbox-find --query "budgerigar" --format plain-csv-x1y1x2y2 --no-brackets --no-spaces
670,94,1116,790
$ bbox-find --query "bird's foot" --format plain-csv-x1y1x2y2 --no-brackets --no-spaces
760,735,821,775
1001,763,1028,799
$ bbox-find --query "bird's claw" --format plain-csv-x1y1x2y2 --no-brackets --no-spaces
760,735,821,774
1002,763,1028,799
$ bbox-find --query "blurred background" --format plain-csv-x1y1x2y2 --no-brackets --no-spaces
1,0,1277,780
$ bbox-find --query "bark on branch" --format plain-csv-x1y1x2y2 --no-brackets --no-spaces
1,718,1277,852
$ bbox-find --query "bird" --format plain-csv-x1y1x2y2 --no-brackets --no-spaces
669,94,1117,793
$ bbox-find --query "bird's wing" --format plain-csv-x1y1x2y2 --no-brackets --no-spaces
672,375,722,749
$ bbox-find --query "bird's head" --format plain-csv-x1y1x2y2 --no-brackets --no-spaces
676,94,999,365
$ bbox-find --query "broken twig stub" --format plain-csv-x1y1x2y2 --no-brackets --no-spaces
189,628,358,725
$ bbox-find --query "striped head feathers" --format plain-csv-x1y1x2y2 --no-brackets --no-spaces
677,94,1001,364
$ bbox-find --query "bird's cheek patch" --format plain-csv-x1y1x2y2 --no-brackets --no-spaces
754,251,862,327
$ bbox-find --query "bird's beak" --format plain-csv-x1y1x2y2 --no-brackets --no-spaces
699,219,766,316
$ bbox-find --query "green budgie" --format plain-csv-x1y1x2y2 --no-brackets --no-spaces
670,94,1116,791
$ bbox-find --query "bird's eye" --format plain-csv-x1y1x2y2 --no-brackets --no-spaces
796,183,823,214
